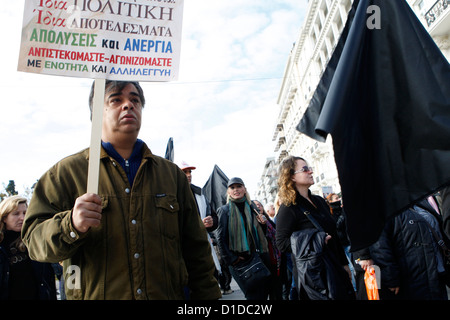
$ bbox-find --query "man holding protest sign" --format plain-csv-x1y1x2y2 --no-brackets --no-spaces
22,80,221,300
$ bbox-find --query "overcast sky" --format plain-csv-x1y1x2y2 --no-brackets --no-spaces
0,0,307,198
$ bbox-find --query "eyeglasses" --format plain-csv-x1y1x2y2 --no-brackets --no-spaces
294,166,313,174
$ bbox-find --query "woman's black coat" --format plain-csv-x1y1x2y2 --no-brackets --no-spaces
275,191,352,299
275,191,348,265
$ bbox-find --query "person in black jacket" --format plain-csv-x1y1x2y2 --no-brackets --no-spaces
215,177,270,300
370,198,449,300
275,156,353,300
179,160,221,299
253,200,283,300
0,196,56,300
442,186,450,239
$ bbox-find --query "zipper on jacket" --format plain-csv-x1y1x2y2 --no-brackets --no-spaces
125,159,130,174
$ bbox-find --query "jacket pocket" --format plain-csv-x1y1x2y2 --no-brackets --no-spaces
155,194,180,240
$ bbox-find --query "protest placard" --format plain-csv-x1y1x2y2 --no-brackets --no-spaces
17,0,184,193
18,0,184,81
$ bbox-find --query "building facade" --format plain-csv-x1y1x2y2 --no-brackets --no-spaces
255,0,450,205
408,0,450,59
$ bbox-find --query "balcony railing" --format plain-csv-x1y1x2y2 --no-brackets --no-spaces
425,0,449,27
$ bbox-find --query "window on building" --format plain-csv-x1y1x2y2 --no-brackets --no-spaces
418,0,424,11
336,13,343,32
322,1,329,18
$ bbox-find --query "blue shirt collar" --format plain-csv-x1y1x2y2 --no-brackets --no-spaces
101,139,144,162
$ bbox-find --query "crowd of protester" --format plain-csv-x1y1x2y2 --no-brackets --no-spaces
1,81,449,301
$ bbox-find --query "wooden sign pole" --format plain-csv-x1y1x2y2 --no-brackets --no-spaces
87,78,105,194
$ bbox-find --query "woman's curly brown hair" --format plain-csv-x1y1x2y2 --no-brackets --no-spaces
277,156,305,207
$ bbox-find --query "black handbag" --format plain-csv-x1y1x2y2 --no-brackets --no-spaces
232,252,271,295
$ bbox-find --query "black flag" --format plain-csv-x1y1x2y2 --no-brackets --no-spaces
164,137,174,162
203,165,229,213
297,0,450,251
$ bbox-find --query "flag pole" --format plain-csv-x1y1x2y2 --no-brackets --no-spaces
87,78,105,194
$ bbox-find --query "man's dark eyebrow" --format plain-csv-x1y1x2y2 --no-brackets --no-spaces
107,91,140,100
107,92,120,100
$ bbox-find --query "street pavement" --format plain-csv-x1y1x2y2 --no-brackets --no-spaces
219,278,245,300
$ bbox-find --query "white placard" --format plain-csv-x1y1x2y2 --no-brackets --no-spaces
18,0,184,81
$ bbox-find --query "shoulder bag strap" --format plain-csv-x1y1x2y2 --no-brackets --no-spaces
296,200,326,233
304,210,326,233
410,208,450,257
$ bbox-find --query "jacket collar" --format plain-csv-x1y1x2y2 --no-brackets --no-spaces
84,140,156,164
295,190,319,211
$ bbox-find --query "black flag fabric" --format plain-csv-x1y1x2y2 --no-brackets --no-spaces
297,0,450,251
203,165,229,213
164,137,174,162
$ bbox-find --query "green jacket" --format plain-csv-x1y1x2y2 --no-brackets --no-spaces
22,143,221,300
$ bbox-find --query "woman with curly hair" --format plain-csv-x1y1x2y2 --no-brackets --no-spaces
275,156,353,300
0,195,56,300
